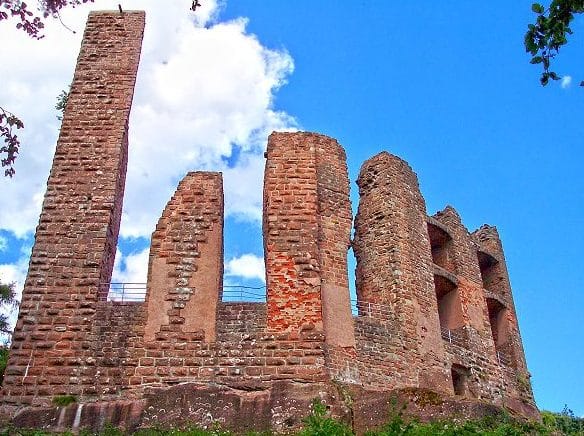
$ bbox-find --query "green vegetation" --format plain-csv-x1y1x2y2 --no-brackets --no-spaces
525,1,584,86
298,399,352,436
0,278,17,383
2,400,583,435
0,346,8,384
51,395,77,407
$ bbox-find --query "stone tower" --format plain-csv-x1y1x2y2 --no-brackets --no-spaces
2,11,145,405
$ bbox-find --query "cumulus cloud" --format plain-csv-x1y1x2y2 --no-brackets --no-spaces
561,75,572,89
225,253,265,282
0,0,297,241
111,248,150,285
108,248,150,301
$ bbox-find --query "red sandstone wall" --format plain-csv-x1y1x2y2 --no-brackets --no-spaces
353,152,449,393
263,132,323,333
472,225,535,412
2,11,144,406
144,172,223,343
314,137,355,352
430,208,505,402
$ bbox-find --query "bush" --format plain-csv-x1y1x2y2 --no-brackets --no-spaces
0,346,9,384
298,399,352,436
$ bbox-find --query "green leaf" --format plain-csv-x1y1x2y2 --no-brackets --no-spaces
530,56,544,64
532,3,545,13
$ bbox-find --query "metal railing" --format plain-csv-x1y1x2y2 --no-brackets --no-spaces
222,285,266,302
103,282,147,303
441,326,467,348
100,283,268,303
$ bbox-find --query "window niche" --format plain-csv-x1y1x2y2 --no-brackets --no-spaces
428,222,456,273
486,297,514,366
477,250,502,295
435,273,464,346
451,364,472,397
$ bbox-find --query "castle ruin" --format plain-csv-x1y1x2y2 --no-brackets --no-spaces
1,11,537,433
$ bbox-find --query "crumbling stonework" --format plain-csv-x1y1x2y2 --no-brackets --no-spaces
2,11,144,406
1,9,538,432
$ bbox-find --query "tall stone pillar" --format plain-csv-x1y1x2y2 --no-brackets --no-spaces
353,152,448,392
263,132,354,340
144,172,224,343
3,11,144,405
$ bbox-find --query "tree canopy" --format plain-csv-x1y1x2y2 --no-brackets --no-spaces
0,279,17,337
525,0,584,86
0,0,94,39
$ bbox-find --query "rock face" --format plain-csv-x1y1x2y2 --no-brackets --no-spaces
1,9,538,433
6,382,528,435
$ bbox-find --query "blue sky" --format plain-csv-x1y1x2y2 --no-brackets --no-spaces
0,1,582,416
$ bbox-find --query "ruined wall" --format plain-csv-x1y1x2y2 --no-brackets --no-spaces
263,132,323,333
352,152,450,393
2,11,144,406
1,9,536,422
263,132,353,341
216,303,267,341
144,172,223,343
429,208,506,403
472,225,535,413
426,210,536,413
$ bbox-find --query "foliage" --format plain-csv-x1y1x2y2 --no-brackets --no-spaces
298,399,352,436
0,107,23,177
542,405,584,435
52,394,77,407
56,88,69,121
525,1,584,86
0,279,17,335
0,345,8,384
0,0,95,39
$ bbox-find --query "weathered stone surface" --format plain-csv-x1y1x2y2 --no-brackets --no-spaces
1,8,538,432
4,383,537,435
2,10,144,405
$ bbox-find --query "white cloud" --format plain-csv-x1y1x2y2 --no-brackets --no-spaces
222,154,266,222
111,247,150,285
561,75,572,89
109,247,150,301
225,253,265,282
0,0,297,241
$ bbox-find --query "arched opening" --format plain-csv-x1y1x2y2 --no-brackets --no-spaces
428,222,456,273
